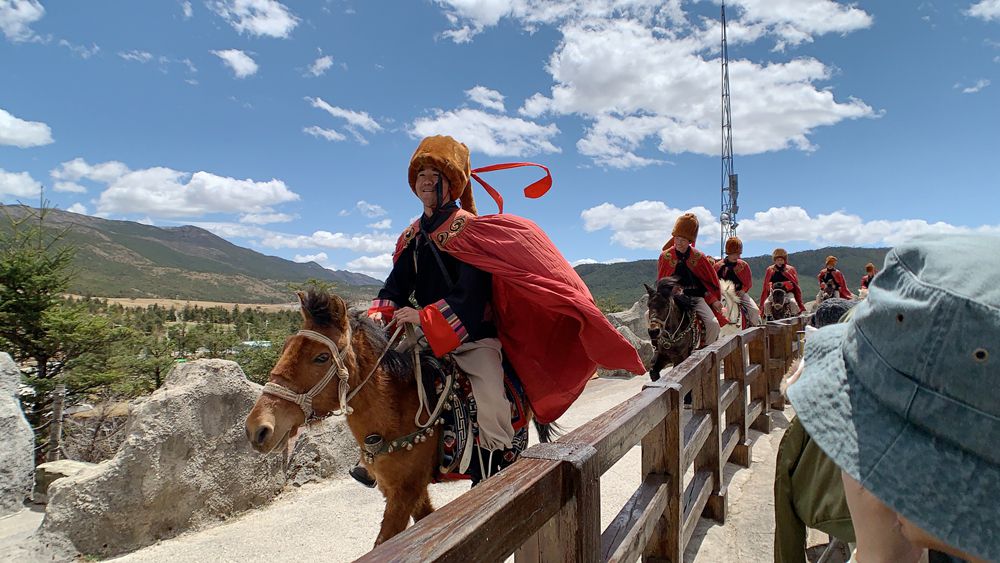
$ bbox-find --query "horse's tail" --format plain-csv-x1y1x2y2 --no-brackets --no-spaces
533,420,563,443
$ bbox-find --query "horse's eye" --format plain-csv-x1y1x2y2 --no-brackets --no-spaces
314,353,331,364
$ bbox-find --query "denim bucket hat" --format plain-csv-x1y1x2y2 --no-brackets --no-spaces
787,234,999,560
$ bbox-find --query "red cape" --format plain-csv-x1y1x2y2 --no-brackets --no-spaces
394,210,646,423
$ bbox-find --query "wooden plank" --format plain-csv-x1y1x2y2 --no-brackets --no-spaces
680,471,713,550
517,497,578,563
747,332,771,433
559,386,670,475
681,412,712,472
640,383,683,563
719,379,738,412
746,399,764,427
744,363,762,385
690,349,725,524
706,335,738,357
721,424,740,464
361,457,564,563
662,351,714,395
600,475,669,563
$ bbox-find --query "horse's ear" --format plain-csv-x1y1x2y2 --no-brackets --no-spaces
330,293,348,323
296,291,309,322
644,283,655,297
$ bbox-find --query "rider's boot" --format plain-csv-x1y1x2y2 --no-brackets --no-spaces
349,464,377,488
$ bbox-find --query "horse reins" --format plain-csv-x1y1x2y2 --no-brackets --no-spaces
262,325,404,422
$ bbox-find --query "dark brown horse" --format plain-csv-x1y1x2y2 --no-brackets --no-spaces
244,289,544,547
645,277,700,381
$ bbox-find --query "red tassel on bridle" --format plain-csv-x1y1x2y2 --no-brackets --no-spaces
469,162,552,215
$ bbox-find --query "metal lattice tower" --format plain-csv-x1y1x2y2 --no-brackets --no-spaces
720,1,739,257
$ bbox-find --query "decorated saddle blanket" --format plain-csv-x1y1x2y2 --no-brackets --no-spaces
425,357,530,485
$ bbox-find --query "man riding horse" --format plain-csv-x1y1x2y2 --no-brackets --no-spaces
761,248,806,314
657,213,727,346
715,236,762,327
859,262,876,298
359,135,645,485
817,255,854,300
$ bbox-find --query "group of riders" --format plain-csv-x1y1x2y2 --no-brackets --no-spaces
349,134,876,487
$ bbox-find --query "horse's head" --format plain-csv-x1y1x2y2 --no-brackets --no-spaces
771,284,787,306
645,277,695,341
245,288,353,453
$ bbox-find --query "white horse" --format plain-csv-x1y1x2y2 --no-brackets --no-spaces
720,279,744,327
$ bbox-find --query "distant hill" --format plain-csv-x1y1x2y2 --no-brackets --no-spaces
575,246,889,310
1,205,382,304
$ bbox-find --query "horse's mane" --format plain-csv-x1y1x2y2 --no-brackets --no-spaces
302,289,337,328
655,277,695,312
348,310,414,382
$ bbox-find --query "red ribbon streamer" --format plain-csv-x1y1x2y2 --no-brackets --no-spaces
469,162,552,214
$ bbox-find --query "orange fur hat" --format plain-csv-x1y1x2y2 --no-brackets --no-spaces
826,255,838,268
866,262,876,274
725,236,743,255
772,248,788,261
408,135,477,215
671,213,699,242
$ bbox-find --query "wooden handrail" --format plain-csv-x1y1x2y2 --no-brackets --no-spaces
361,316,810,563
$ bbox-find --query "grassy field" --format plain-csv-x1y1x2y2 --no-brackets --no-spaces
65,295,300,312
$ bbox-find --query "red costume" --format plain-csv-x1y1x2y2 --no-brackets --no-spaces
761,264,805,311
714,258,753,293
817,268,853,300
657,245,729,326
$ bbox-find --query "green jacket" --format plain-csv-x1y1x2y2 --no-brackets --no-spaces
774,416,856,563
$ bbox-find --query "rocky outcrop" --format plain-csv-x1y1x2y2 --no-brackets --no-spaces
33,460,96,504
597,326,654,379
35,359,357,559
0,353,34,517
606,295,649,337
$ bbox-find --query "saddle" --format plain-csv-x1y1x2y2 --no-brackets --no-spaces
422,356,530,485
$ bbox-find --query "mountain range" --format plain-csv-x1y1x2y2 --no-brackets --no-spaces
3,205,889,309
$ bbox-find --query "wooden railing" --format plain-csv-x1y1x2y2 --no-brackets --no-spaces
358,317,809,563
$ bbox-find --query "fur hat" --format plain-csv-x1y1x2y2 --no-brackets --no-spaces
865,262,876,274
825,255,838,268
772,248,788,261
671,213,699,242
725,236,743,255
408,135,477,215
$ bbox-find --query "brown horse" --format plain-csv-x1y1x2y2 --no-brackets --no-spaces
645,277,700,381
244,289,545,547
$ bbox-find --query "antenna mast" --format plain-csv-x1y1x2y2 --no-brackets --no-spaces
720,1,739,256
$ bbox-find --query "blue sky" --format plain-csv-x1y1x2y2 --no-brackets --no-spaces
1,0,999,279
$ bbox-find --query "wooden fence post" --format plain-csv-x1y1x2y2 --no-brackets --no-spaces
640,383,683,563
747,329,771,433
725,335,752,467
692,351,725,524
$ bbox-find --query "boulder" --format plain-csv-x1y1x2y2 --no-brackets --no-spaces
606,295,649,337
35,359,357,558
0,352,34,517
33,460,96,504
597,326,654,379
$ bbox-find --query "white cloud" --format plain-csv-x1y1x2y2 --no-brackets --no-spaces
66,203,88,215
465,85,505,112
346,253,393,279
210,0,298,38
581,201,1000,250
0,168,42,199
0,0,44,42
51,158,128,183
409,108,560,157
261,230,396,254
303,125,346,142
293,252,328,264
307,54,334,77
581,201,720,250
53,181,87,193
239,212,295,224
212,49,258,78
959,79,991,94
98,168,299,218
367,219,392,230
119,50,153,63
0,107,53,147
59,40,100,59
968,0,1000,21
181,1,193,19
356,200,387,218
571,257,627,266
434,2,875,168
306,97,382,144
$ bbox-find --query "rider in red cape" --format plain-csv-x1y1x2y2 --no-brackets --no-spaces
817,256,854,300
370,135,645,425
761,248,806,312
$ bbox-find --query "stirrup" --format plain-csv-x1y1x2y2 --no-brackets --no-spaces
349,465,377,488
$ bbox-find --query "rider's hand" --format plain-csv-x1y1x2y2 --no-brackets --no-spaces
394,307,421,326
368,311,385,326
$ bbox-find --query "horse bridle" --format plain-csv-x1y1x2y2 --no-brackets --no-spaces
262,328,355,421
649,309,695,349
